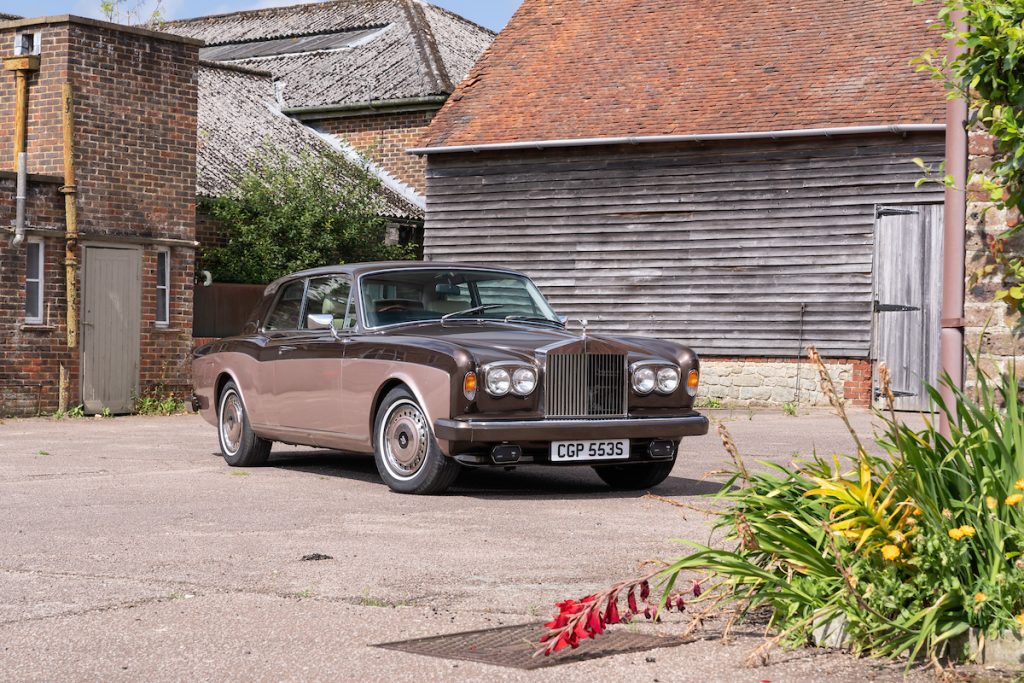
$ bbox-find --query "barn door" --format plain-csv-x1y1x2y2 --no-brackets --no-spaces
872,205,943,411
81,246,141,414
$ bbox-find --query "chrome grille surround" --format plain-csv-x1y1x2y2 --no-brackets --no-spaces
544,353,628,419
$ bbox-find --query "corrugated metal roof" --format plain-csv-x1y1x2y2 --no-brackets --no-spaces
197,63,421,219
166,0,493,110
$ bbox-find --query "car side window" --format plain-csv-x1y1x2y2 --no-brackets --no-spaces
304,276,355,331
263,280,307,331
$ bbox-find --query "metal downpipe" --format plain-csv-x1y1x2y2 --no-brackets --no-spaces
12,151,26,247
940,10,969,436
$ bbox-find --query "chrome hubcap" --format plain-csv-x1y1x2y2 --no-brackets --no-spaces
220,392,243,455
383,402,428,479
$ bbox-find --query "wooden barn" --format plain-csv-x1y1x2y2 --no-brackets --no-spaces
412,0,950,409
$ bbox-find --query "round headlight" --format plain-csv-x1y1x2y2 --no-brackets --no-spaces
485,367,511,396
657,367,680,394
631,366,656,394
511,367,537,396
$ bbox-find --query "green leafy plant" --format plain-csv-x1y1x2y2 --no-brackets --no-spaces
541,348,1024,666
913,0,1024,315
135,394,185,416
200,146,416,285
782,402,798,417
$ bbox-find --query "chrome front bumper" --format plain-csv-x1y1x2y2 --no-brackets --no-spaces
433,414,709,442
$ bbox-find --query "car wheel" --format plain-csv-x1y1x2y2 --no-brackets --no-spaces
373,387,460,495
218,381,271,467
593,457,676,490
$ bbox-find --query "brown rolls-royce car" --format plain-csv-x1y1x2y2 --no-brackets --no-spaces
192,262,709,494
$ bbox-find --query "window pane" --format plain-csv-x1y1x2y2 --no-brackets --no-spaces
25,281,40,319
303,276,351,328
156,290,168,323
26,243,40,280
157,252,168,288
264,280,306,331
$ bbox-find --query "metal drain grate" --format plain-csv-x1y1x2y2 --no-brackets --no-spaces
375,621,684,670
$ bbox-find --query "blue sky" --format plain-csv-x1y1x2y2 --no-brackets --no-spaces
1,0,522,30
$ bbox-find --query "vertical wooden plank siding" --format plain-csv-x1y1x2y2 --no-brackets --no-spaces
873,205,944,410
422,134,946,358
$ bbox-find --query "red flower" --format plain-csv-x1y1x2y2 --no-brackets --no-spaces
606,596,621,624
627,589,638,614
639,580,650,601
691,579,703,597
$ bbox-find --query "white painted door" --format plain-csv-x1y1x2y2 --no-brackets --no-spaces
82,246,141,414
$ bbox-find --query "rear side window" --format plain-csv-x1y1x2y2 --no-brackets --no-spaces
304,275,354,330
263,280,306,331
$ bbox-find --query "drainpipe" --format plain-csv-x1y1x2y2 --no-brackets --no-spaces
2,53,39,246
61,82,79,349
13,152,26,247
940,10,968,435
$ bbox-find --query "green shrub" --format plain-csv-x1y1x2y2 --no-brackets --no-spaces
661,350,1024,664
201,145,416,284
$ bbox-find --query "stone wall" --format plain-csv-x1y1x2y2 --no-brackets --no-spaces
699,357,871,408
965,129,1024,383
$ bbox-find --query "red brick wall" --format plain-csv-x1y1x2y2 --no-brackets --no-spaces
309,109,435,193
0,26,69,176
0,19,198,416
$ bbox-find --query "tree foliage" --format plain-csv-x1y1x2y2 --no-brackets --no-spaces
200,146,415,284
915,0,1024,312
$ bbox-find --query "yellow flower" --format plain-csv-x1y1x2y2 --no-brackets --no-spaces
881,544,901,561
1006,493,1024,507
974,592,987,603
1014,479,1024,491
1016,613,1024,634
959,525,976,538
987,496,999,510
949,528,964,541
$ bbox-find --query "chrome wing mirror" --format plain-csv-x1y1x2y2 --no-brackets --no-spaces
307,313,341,340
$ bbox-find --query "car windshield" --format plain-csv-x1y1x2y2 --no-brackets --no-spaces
360,268,560,328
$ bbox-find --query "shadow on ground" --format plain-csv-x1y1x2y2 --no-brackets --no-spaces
267,449,723,499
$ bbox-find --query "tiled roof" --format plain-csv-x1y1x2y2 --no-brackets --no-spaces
422,0,947,148
165,0,493,111
197,62,421,219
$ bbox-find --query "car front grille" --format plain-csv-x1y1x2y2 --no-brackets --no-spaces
544,353,628,419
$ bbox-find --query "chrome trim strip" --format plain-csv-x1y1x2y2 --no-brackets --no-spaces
434,415,710,442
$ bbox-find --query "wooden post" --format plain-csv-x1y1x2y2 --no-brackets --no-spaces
62,82,79,349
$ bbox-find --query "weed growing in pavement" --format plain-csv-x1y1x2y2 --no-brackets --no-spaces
696,397,722,409
36,450,49,456
53,405,85,420
783,402,798,417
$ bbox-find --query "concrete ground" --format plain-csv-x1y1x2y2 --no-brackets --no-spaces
0,408,953,682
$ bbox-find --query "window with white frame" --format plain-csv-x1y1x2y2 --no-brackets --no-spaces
14,32,41,56
25,239,43,324
156,249,170,326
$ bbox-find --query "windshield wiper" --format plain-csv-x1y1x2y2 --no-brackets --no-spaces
441,304,504,322
503,315,565,329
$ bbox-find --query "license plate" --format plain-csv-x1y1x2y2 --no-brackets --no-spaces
551,439,630,462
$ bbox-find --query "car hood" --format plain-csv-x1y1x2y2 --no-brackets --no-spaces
385,322,696,368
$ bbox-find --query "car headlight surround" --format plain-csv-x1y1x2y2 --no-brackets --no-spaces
631,366,657,395
485,367,512,396
656,367,680,394
511,367,537,396
483,363,538,397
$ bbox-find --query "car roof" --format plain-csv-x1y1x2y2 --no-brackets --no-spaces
266,261,529,292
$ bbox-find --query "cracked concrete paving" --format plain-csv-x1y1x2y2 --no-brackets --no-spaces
0,409,944,682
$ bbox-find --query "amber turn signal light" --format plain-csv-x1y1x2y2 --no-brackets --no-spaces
686,369,699,397
464,371,478,401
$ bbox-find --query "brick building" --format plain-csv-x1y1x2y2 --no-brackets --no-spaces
414,0,952,409
0,15,200,416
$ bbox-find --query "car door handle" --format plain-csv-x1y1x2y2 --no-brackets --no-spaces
278,345,297,354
